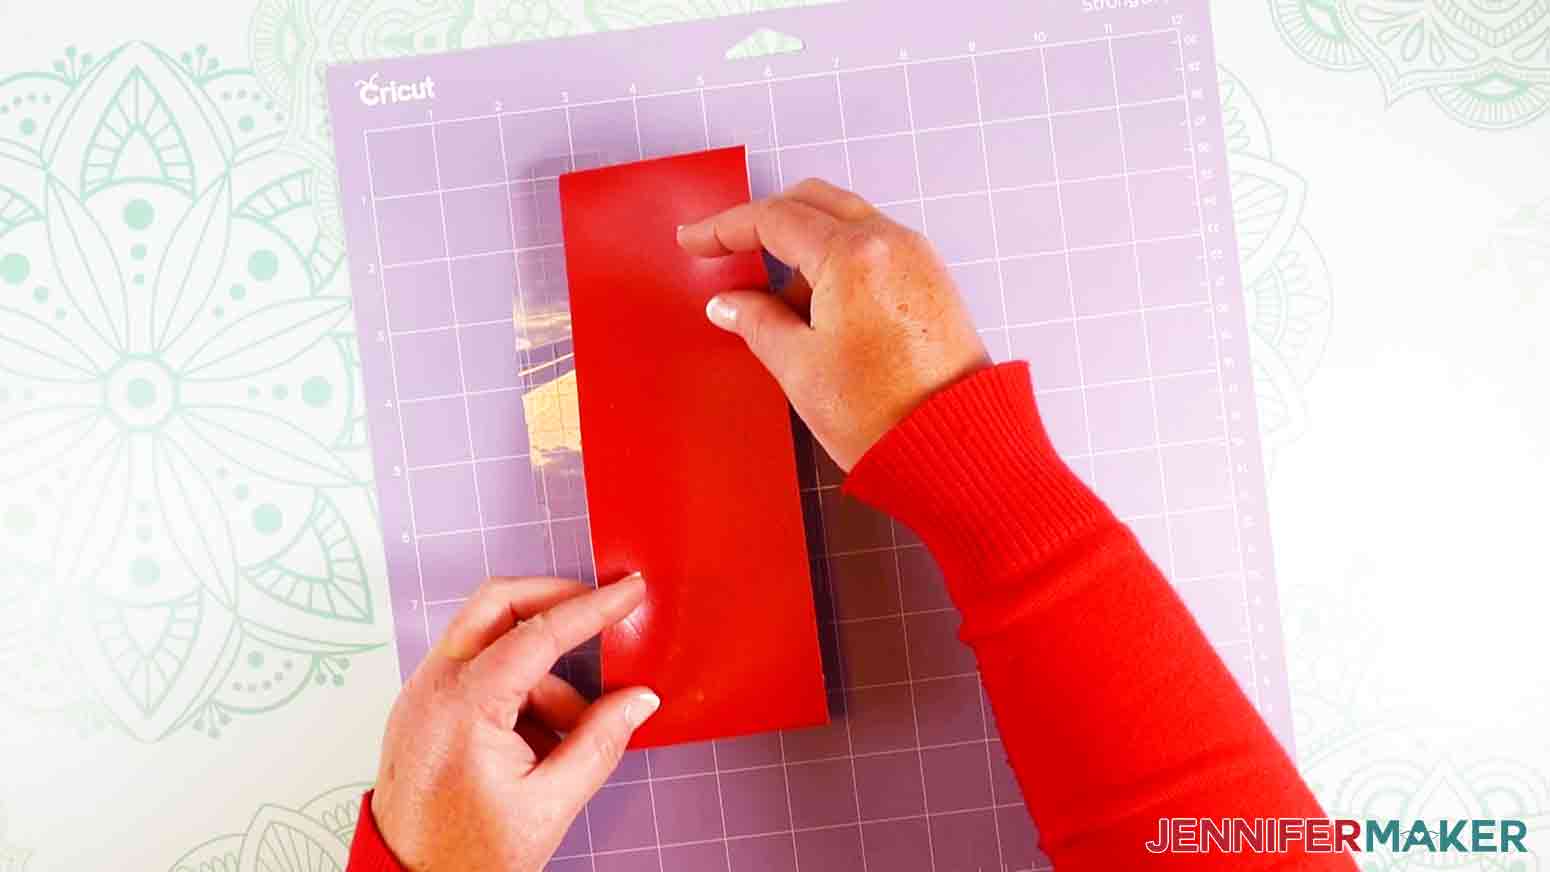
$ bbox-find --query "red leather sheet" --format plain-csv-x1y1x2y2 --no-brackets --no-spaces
558,146,828,748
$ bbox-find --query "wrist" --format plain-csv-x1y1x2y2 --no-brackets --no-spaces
844,361,1111,597
348,789,411,872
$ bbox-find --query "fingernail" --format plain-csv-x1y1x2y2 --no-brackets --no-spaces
626,691,661,728
431,632,472,662
675,223,688,243
602,571,646,603
705,295,738,330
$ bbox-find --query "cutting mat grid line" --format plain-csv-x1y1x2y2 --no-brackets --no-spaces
427,113,495,583
367,99,1196,200
364,151,1191,211
1035,26,1099,538
335,6,1285,869
551,801,1047,865
900,53,951,872
761,79,815,872
372,230,1206,276
355,26,1183,137
1107,35,1179,583
361,133,436,653
387,363,1224,420
491,113,606,872
817,63,872,872
1176,27,1265,714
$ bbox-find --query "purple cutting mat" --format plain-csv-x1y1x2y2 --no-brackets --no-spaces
326,2,1289,869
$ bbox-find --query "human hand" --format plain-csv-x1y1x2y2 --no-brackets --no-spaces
370,575,659,872
678,178,990,470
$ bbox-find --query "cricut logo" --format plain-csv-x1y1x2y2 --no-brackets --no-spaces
356,73,437,107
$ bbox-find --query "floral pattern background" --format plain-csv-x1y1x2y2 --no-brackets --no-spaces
167,783,368,872
1271,0,1550,129
0,0,1545,869
1219,66,1335,473
0,41,383,745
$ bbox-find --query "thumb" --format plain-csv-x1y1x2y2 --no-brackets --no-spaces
705,290,813,392
533,687,660,809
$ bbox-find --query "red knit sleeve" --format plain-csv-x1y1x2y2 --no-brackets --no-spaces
844,362,1353,870
347,790,406,872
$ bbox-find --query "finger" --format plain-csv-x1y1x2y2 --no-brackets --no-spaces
533,687,661,811
677,197,838,282
528,673,589,732
783,178,875,222
462,574,646,710
705,290,816,391
776,270,814,315
515,716,563,761
434,576,592,661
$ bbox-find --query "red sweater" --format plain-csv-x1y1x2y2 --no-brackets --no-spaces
348,362,1351,870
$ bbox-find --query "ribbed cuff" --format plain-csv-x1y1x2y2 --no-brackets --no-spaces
843,363,1111,607
347,790,407,872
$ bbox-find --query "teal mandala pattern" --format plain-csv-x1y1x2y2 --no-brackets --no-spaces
0,43,384,742
248,0,477,244
1272,0,1550,129
583,0,830,30
1219,66,1336,473
475,0,580,42
1309,734,1550,871
1284,567,1550,869
168,783,368,872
